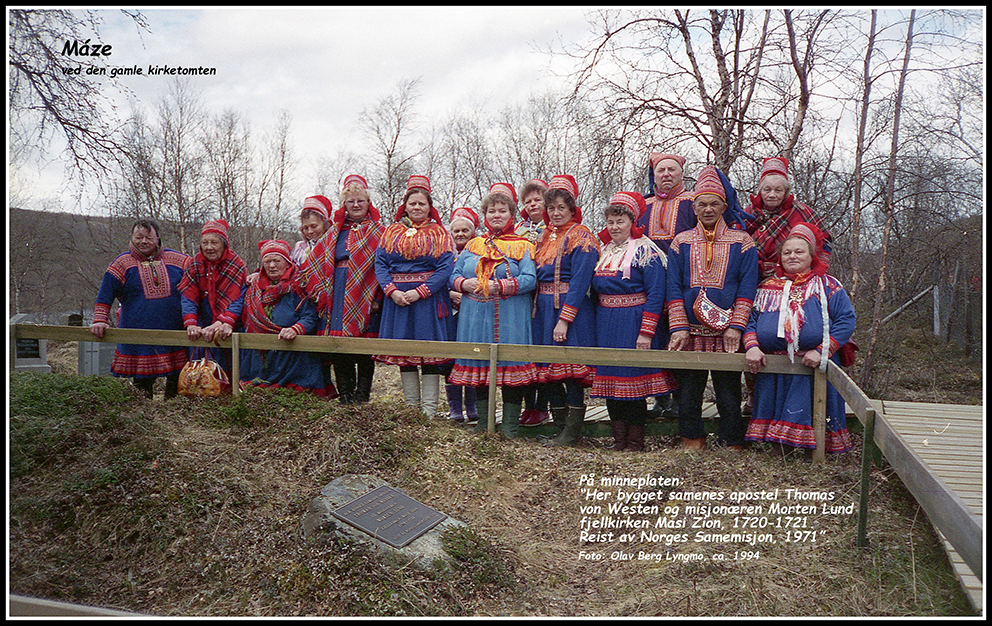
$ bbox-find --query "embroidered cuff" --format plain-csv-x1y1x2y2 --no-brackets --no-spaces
559,303,578,324
415,284,432,300
826,337,841,358
289,323,306,336
639,311,660,338
93,303,111,325
183,313,200,327
730,298,753,331
453,276,466,293
743,331,760,351
216,312,238,327
668,300,689,332
383,283,398,297
497,277,519,297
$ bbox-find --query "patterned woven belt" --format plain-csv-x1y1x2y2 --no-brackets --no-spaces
390,272,432,283
538,281,569,295
598,292,647,307
466,292,498,303
336,259,350,269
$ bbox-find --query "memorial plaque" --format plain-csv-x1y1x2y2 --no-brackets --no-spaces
16,338,41,360
331,485,447,548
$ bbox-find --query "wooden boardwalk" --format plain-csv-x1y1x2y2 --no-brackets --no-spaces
873,400,984,613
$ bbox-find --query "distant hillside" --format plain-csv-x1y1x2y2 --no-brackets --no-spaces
9,208,300,325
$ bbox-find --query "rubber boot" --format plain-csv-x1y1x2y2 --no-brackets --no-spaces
549,406,568,438
473,395,490,433
609,420,628,451
446,384,465,422
500,402,523,439
400,370,421,408
549,405,586,447
463,386,478,422
421,374,441,417
626,423,646,452
334,362,356,405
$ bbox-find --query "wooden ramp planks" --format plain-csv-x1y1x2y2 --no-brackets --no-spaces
877,400,984,613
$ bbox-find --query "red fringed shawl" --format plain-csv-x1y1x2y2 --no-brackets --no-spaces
178,247,247,320
297,218,385,336
242,265,304,334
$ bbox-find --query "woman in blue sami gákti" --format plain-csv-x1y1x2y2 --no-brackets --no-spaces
743,222,857,454
239,239,335,396
448,182,538,438
374,175,455,417
531,174,599,446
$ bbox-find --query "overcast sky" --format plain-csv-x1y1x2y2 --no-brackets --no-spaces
12,6,599,212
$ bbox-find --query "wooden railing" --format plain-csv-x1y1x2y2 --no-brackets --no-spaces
10,323,982,581
10,322,816,444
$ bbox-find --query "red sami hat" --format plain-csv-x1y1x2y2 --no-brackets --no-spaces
545,174,583,225
201,219,229,244
258,239,292,264
302,195,333,222
450,207,479,229
599,191,647,244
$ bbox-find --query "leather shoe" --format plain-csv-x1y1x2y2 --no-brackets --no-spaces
681,437,707,451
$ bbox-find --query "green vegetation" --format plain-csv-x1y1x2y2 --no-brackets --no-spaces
8,371,976,617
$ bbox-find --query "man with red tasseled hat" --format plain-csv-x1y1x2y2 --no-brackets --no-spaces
745,157,832,280
667,165,758,452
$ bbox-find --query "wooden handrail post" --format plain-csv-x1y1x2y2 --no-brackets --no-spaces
231,333,241,397
812,368,827,463
856,407,877,548
487,344,499,434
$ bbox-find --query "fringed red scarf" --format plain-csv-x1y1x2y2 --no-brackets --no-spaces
378,217,454,261
179,247,246,318
534,220,599,307
297,218,385,336
243,265,300,334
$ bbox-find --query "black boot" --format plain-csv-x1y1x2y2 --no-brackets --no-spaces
354,356,375,404
625,423,646,452
334,361,357,405
133,377,155,398
164,373,180,399
610,420,628,451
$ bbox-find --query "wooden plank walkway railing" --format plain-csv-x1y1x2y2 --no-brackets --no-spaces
10,323,983,604
827,362,984,609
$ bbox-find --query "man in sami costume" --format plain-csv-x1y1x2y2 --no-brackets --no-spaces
90,219,190,398
667,165,758,451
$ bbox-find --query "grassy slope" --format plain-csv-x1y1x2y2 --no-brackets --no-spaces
8,362,978,617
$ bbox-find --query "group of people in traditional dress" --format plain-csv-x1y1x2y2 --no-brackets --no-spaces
90,153,857,457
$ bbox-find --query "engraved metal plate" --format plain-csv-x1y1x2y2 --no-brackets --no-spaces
331,485,447,548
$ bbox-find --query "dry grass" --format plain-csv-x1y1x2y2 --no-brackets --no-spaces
9,336,981,616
